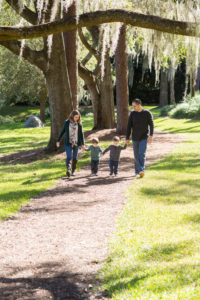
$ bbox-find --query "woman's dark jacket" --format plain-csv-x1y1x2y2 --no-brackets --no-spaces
57,119,85,146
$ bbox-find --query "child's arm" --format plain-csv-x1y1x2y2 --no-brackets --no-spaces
85,145,91,151
102,146,111,155
99,147,104,154
120,144,127,150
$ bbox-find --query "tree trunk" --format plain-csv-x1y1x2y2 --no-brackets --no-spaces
99,50,115,129
190,70,195,97
115,24,129,134
169,77,175,104
40,79,47,123
195,67,200,91
45,33,73,152
159,69,168,107
63,1,78,109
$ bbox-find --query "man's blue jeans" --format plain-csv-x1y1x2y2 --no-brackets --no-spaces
65,144,79,163
133,139,148,174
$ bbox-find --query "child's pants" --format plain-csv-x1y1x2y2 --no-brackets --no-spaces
91,159,99,174
109,159,119,175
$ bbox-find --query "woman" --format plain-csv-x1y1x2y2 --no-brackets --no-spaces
56,110,85,177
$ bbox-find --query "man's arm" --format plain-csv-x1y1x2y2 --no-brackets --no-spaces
148,111,154,144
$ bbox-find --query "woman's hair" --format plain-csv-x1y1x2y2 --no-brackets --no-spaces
69,110,81,124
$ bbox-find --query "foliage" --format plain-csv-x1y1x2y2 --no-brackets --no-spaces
0,115,15,125
160,94,200,119
0,48,44,106
0,105,41,122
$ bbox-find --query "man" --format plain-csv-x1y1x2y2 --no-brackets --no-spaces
126,98,154,178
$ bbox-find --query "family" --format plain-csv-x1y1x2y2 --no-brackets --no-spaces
56,98,154,178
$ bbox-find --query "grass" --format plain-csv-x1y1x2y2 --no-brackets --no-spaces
101,109,200,299
1,104,200,298
0,105,40,122
0,106,107,220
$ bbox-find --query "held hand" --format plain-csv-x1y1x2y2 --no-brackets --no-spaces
148,136,153,144
81,145,86,151
56,142,60,148
126,140,130,145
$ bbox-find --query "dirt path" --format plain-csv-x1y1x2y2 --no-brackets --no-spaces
0,131,184,300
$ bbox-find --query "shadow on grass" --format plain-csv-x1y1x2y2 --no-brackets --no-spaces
138,240,194,262
183,213,200,224
104,242,200,297
149,154,200,171
140,183,200,205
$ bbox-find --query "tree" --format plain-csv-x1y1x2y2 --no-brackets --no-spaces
159,69,168,107
0,1,73,152
115,24,129,134
1,2,200,150
63,1,78,109
78,26,115,129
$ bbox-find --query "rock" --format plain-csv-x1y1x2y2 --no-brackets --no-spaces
24,115,44,128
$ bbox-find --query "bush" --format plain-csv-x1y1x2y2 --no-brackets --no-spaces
160,105,175,116
160,94,200,119
0,115,15,125
35,107,51,120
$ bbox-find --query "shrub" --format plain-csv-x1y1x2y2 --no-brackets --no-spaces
160,94,200,119
0,115,15,125
160,105,175,116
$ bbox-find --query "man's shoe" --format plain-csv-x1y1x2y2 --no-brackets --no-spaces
139,171,145,178
71,172,75,176
67,170,71,178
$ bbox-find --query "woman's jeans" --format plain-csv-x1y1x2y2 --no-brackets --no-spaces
65,144,79,164
133,139,147,174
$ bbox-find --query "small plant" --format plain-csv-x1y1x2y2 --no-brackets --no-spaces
0,115,15,125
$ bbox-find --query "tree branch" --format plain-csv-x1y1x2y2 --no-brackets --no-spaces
78,28,100,62
5,0,38,25
0,40,47,71
0,9,200,41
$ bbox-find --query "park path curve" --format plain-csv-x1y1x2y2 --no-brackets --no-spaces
0,130,184,300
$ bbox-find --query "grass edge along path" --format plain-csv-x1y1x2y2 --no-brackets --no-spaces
100,117,200,299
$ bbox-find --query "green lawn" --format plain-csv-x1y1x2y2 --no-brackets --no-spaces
1,105,200,299
101,110,200,299
0,106,95,220
0,107,105,220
